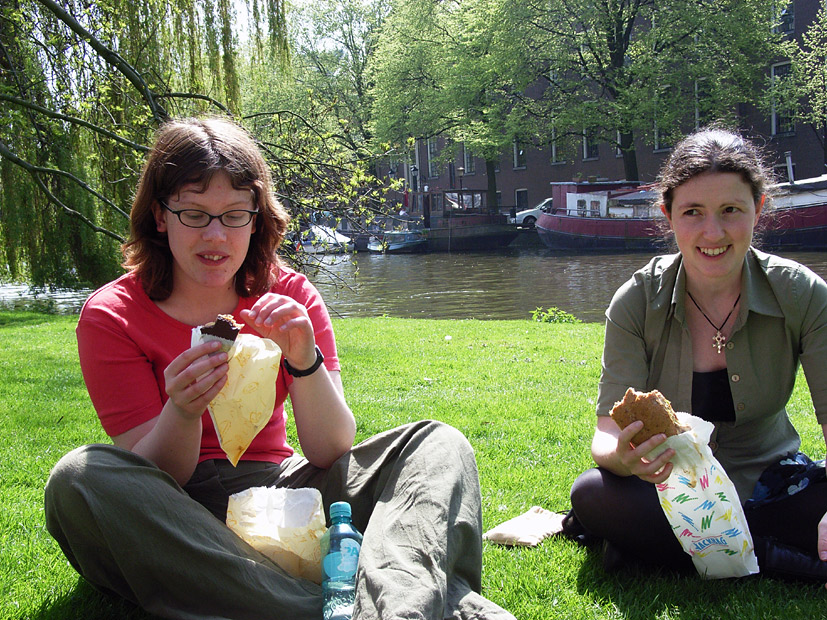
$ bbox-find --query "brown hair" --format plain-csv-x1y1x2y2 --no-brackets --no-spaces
656,126,775,214
122,116,290,300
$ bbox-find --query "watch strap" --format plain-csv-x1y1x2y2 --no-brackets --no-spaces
283,345,325,378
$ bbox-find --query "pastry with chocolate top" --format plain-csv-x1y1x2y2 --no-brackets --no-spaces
610,387,690,446
199,314,242,352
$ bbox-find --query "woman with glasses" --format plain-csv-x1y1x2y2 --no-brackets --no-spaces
44,117,514,620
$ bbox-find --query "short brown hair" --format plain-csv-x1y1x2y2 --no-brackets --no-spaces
123,117,290,299
657,126,774,214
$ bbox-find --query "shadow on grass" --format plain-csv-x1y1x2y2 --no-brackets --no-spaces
26,578,158,620
0,310,63,328
574,548,825,620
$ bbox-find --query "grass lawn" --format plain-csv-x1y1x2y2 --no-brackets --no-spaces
1,311,824,619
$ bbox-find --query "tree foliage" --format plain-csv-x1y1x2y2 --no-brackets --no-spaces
0,0,394,288
788,5,827,166
370,0,529,203
371,0,787,183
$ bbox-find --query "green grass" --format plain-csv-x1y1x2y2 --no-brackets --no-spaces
1,311,824,619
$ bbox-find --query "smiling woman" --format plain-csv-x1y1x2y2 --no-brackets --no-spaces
564,126,827,586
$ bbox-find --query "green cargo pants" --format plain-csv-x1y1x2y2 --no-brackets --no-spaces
45,420,515,620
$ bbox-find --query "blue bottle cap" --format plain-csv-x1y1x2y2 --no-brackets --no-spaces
329,501,352,520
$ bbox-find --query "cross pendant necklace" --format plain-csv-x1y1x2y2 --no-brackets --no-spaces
686,290,741,354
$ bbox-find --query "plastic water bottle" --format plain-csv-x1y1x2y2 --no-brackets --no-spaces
321,501,363,620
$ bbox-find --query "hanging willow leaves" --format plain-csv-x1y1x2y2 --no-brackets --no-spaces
0,0,395,289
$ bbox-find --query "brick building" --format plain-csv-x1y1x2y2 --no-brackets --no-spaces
388,0,824,215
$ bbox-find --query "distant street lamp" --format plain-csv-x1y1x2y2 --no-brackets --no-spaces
410,164,418,191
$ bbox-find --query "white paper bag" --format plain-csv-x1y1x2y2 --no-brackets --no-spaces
648,412,759,579
226,487,327,583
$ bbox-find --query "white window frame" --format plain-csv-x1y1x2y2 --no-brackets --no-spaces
694,78,710,129
513,140,527,169
427,138,440,178
583,130,599,160
773,2,794,34
462,144,475,174
771,62,794,136
550,126,565,164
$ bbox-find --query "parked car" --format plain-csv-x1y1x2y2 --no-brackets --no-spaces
512,197,553,227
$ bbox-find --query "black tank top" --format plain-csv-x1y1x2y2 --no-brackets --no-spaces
691,368,736,422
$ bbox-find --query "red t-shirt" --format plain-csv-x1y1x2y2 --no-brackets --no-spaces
76,267,340,464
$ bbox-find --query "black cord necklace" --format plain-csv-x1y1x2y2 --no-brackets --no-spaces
686,290,741,354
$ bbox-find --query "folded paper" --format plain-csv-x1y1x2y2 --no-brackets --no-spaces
483,506,566,547
649,412,759,579
226,487,327,583
191,330,282,465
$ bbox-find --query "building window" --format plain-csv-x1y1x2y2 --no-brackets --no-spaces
583,130,599,160
771,62,794,136
427,138,440,178
462,144,476,174
694,78,713,129
513,140,527,169
653,86,674,152
515,189,528,210
496,191,502,207
773,2,794,34
615,131,623,158
550,127,565,164
654,125,672,152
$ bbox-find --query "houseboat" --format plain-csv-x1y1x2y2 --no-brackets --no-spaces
535,181,667,251
758,175,827,251
535,178,827,252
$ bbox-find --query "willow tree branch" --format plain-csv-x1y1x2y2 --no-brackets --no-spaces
0,140,129,241
158,92,231,114
0,94,150,153
36,0,169,123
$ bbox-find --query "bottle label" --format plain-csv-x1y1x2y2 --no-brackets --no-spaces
323,538,360,580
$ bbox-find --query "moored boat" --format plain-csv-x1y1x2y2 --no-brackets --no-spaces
535,177,827,252
757,175,827,251
535,181,667,251
367,230,428,253
386,188,518,252
298,225,354,254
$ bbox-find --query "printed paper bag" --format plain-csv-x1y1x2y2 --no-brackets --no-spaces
650,412,759,579
191,331,282,465
226,487,327,583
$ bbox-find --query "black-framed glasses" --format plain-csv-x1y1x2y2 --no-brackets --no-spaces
160,201,258,228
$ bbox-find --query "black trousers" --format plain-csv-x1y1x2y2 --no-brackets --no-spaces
570,467,827,572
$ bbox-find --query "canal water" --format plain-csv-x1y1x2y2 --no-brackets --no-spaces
3,243,827,323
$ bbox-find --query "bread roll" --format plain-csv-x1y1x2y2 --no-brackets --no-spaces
610,387,689,446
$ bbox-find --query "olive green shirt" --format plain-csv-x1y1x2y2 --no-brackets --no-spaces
598,248,827,503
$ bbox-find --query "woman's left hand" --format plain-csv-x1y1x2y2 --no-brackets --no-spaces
238,294,317,369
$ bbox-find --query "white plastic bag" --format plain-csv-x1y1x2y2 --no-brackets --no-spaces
226,487,327,583
649,412,759,579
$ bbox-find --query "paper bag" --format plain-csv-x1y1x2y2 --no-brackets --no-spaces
191,330,282,465
226,487,327,583
483,507,566,547
650,412,759,579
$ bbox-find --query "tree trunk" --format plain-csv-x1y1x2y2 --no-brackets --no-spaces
618,131,639,182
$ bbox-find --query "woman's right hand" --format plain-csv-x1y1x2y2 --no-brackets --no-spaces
592,416,675,483
162,340,229,419
615,420,675,483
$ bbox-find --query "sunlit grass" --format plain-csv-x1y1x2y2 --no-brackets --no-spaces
1,312,823,619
